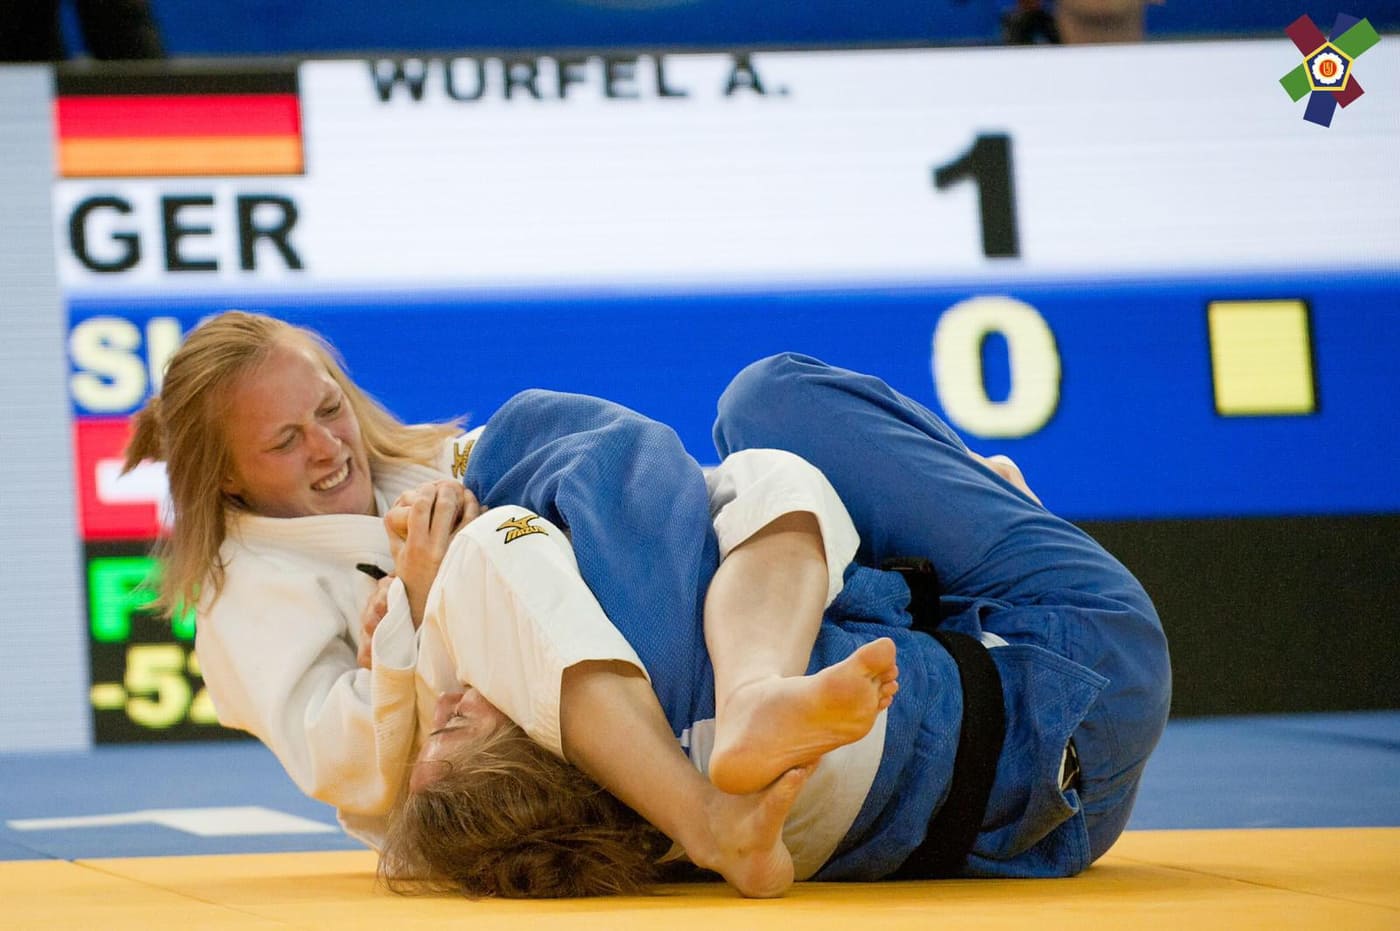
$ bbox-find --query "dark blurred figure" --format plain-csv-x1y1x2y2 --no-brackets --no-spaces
1003,0,1061,44
1055,0,1158,44
1004,0,1160,45
1,0,164,61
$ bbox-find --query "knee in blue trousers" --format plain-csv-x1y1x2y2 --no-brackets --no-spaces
714,353,1171,864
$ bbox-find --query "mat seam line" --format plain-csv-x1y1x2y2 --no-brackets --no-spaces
1110,855,1400,912
70,858,307,928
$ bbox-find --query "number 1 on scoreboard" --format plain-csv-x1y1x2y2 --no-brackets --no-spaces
934,133,1020,259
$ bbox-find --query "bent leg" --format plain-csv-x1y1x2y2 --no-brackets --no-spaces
716,354,1171,866
704,512,897,794
713,353,1154,616
560,660,808,898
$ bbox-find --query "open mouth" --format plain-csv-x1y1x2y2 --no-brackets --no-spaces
311,461,351,492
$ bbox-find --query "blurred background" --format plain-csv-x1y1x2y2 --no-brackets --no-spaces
23,1,1400,57
1,2,1397,760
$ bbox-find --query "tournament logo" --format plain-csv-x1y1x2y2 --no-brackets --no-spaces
1279,14,1380,126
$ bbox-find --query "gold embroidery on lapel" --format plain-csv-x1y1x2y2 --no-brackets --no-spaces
451,439,475,479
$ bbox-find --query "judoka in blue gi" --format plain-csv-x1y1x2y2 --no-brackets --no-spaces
395,353,1171,890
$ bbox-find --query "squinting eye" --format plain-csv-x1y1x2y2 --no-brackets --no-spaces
321,402,343,417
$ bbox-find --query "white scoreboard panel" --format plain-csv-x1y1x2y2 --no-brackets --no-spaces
56,44,1399,287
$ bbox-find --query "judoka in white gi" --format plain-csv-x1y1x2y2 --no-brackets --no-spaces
126,311,876,898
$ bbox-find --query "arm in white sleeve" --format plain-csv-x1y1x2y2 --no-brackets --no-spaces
418,506,648,758
194,557,418,818
705,448,860,608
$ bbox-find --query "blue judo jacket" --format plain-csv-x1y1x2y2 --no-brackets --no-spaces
462,370,1168,880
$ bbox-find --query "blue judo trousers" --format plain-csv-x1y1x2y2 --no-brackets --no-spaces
462,353,1171,880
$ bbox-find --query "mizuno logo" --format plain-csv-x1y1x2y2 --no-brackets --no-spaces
451,439,474,479
496,512,546,543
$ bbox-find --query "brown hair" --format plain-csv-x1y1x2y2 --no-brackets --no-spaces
380,723,672,898
122,310,461,614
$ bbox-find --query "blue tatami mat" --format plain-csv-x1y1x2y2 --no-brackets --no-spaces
1,710,1396,862
1126,710,1400,831
0,741,360,860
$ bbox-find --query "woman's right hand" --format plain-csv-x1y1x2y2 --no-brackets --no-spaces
384,480,481,627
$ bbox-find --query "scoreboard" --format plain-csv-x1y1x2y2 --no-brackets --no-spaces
21,38,1400,744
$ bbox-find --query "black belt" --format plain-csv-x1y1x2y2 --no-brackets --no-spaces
883,559,1007,880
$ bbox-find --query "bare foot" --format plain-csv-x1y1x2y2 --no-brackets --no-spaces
692,767,810,898
709,638,898,796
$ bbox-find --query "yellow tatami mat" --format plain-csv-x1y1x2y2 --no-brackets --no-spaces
7,828,1398,930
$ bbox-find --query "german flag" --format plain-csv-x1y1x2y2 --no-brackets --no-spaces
55,71,304,178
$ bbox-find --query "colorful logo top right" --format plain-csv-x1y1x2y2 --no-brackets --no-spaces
1280,14,1381,126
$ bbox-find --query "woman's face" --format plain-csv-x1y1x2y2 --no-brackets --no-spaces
221,341,375,518
412,688,511,790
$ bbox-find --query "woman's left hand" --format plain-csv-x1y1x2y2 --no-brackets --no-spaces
384,480,482,627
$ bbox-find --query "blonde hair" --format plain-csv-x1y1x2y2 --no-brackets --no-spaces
380,723,671,898
123,310,461,614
